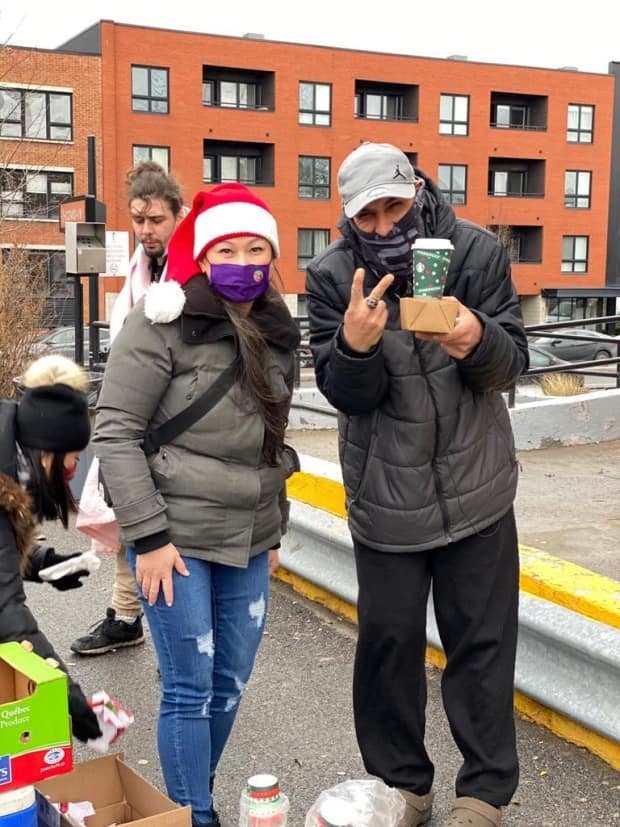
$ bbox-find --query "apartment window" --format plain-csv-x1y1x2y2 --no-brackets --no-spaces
132,145,170,172
298,229,329,269
132,66,169,113
0,168,73,220
203,80,258,108
203,154,260,184
562,235,588,273
298,156,330,199
355,92,403,120
564,170,591,208
439,94,468,135
567,104,593,143
31,250,70,294
1,247,68,295
438,164,467,205
0,87,72,140
490,170,526,197
493,103,528,128
299,82,331,126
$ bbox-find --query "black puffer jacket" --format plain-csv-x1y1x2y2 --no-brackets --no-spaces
305,174,529,552
0,400,66,662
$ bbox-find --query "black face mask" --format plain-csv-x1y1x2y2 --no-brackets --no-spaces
348,193,426,293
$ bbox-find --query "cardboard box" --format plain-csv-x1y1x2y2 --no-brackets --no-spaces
0,641,72,791
400,297,458,334
36,753,191,827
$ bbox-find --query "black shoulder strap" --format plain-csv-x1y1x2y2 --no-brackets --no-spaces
143,363,236,457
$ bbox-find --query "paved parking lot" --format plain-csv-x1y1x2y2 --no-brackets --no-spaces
25,543,620,827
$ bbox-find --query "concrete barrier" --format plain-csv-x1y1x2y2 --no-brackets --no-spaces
290,386,620,450
280,457,620,770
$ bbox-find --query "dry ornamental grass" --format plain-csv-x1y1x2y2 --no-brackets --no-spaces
538,372,588,397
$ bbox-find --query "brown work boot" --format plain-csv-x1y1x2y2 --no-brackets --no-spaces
443,797,502,826
397,789,434,827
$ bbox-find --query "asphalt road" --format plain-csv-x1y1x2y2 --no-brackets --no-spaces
24,521,620,827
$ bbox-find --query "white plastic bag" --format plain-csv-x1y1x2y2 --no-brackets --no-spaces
76,457,121,555
305,779,405,827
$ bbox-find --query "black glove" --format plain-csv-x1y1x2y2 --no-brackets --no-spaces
68,682,102,743
41,548,90,591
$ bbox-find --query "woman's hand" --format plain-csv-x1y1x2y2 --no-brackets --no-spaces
268,548,280,576
136,543,189,607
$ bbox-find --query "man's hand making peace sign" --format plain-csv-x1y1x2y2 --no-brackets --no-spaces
342,268,483,359
342,269,394,352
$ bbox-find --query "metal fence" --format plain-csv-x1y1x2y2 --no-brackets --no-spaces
293,315,620,401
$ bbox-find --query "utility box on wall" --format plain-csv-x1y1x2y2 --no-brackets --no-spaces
65,222,107,274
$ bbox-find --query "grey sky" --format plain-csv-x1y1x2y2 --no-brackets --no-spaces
1,0,619,75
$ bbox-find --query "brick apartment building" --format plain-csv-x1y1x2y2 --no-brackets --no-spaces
2,21,619,326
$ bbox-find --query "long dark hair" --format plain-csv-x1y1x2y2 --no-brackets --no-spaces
221,282,289,465
22,447,76,528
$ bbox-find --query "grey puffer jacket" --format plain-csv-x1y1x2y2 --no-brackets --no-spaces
306,173,528,553
94,277,300,567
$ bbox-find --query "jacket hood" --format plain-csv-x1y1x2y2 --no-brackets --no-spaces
181,275,301,352
0,472,35,576
0,400,18,477
0,402,35,573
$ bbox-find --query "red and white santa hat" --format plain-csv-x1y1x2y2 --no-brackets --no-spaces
164,183,279,286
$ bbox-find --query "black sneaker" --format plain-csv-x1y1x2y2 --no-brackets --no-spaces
70,608,145,656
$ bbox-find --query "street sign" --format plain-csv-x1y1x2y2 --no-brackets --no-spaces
58,195,106,231
105,231,130,276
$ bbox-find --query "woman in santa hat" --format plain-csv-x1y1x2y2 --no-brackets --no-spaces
93,184,301,827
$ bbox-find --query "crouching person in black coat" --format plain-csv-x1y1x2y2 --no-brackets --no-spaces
0,354,102,743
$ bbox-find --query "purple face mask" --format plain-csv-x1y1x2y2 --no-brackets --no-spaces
208,262,270,303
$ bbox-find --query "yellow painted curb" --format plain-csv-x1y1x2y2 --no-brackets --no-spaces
287,472,346,519
519,545,620,629
275,568,620,772
288,471,620,628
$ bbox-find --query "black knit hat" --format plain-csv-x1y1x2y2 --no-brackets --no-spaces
16,384,90,453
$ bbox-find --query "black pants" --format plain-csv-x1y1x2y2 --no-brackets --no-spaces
352,508,519,808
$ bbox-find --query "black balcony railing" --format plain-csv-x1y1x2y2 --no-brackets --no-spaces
202,177,274,187
488,190,545,198
354,114,419,123
490,122,547,131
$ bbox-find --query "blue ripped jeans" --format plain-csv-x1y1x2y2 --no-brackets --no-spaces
126,548,269,825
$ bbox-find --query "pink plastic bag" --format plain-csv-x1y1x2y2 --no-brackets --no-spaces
76,457,121,555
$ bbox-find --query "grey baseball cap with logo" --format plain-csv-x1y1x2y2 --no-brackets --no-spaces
337,142,416,218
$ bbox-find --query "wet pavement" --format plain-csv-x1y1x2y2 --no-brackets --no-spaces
28,490,620,827
286,430,620,582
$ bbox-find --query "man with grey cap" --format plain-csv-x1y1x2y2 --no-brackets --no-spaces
305,142,528,827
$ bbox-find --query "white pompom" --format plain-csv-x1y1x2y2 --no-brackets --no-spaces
144,281,186,323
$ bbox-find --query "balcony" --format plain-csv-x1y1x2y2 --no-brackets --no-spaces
203,140,274,187
488,158,545,198
490,92,547,131
488,225,543,264
354,80,418,122
202,66,275,111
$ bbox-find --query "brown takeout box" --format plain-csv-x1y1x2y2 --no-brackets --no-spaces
400,297,458,334
36,752,191,827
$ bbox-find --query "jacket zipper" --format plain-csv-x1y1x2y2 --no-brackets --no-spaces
415,339,453,544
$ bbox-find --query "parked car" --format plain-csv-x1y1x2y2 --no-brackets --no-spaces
32,326,111,362
531,328,616,362
518,345,584,386
297,345,314,369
